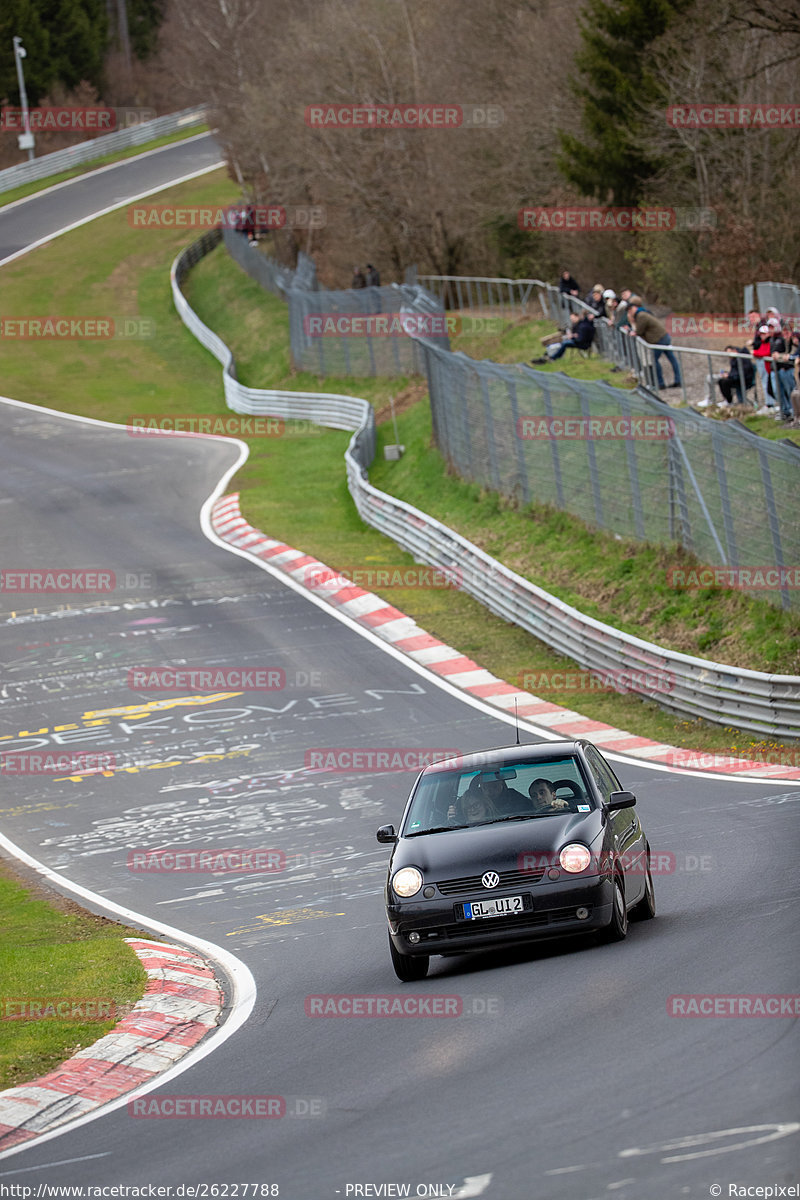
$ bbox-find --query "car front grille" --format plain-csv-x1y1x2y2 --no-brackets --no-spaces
408,906,592,943
436,867,545,894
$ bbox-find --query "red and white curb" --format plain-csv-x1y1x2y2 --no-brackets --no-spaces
211,492,800,782
0,939,223,1150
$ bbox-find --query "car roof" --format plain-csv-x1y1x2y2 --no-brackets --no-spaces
424,741,587,774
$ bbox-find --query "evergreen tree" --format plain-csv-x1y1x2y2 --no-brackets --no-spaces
1,0,107,104
558,0,690,206
128,0,167,60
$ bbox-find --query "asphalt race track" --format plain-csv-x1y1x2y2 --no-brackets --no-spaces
0,141,798,1200
0,132,223,263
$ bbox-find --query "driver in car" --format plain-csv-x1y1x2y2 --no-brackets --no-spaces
528,778,571,813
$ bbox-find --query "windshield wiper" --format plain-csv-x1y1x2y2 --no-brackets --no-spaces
406,823,470,836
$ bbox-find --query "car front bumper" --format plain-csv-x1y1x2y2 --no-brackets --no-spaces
387,875,614,956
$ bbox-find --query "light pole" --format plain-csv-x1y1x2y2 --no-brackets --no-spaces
13,36,35,161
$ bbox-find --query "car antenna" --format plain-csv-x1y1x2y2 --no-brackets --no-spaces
514,698,521,745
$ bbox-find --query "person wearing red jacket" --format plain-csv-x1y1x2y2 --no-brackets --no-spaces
751,324,775,413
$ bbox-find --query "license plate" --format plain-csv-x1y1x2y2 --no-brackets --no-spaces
463,895,524,920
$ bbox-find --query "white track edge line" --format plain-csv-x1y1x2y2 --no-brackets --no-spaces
0,159,226,268
0,827,256,1163
0,130,216,215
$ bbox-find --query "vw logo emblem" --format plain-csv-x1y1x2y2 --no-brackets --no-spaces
481,871,499,889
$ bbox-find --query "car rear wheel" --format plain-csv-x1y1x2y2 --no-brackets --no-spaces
390,936,429,981
630,858,656,921
599,875,628,943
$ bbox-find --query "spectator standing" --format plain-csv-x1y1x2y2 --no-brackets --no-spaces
627,298,682,390
602,288,617,320
772,326,796,421
558,270,580,296
751,324,775,413
351,266,367,289
584,283,606,315
366,263,381,287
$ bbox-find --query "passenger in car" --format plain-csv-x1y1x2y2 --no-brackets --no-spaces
528,778,571,814
454,777,501,825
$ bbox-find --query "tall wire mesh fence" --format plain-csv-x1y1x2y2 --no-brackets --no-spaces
414,336,800,611
223,227,445,376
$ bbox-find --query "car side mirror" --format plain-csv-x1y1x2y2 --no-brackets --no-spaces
376,824,397,844
605,790,636,812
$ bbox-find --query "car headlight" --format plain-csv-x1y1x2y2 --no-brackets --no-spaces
392,866,423,897
559,843,592,873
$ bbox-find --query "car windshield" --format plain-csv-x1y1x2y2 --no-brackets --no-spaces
402,756,594,835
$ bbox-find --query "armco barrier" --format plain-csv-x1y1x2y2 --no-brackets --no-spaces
171,233,800,738
0,106,207,193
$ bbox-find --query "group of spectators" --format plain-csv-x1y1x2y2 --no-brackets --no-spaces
545,271,800,423
708,308,800,424
533,271,681,392
351,264,381,288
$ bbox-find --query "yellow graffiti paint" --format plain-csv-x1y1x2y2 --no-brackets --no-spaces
227,908,345,936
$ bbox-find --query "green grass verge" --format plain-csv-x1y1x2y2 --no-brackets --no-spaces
0,860,148,1090
0,122,210,209
0,172,797,768
451,313,639,389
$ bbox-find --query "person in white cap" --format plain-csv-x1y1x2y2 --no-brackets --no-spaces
602,288,617,320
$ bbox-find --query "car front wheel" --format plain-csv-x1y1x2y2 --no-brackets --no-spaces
390,935,429,981
599,875,628,943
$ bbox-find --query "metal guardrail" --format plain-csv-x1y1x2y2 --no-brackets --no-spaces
171,233,800,738
0,106,207,193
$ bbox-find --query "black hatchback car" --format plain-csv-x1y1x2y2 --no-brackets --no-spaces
377,740,655,980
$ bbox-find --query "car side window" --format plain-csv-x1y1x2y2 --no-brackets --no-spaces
583,745,619,802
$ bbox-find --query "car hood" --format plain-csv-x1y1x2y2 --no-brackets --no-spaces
392,812,604,876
